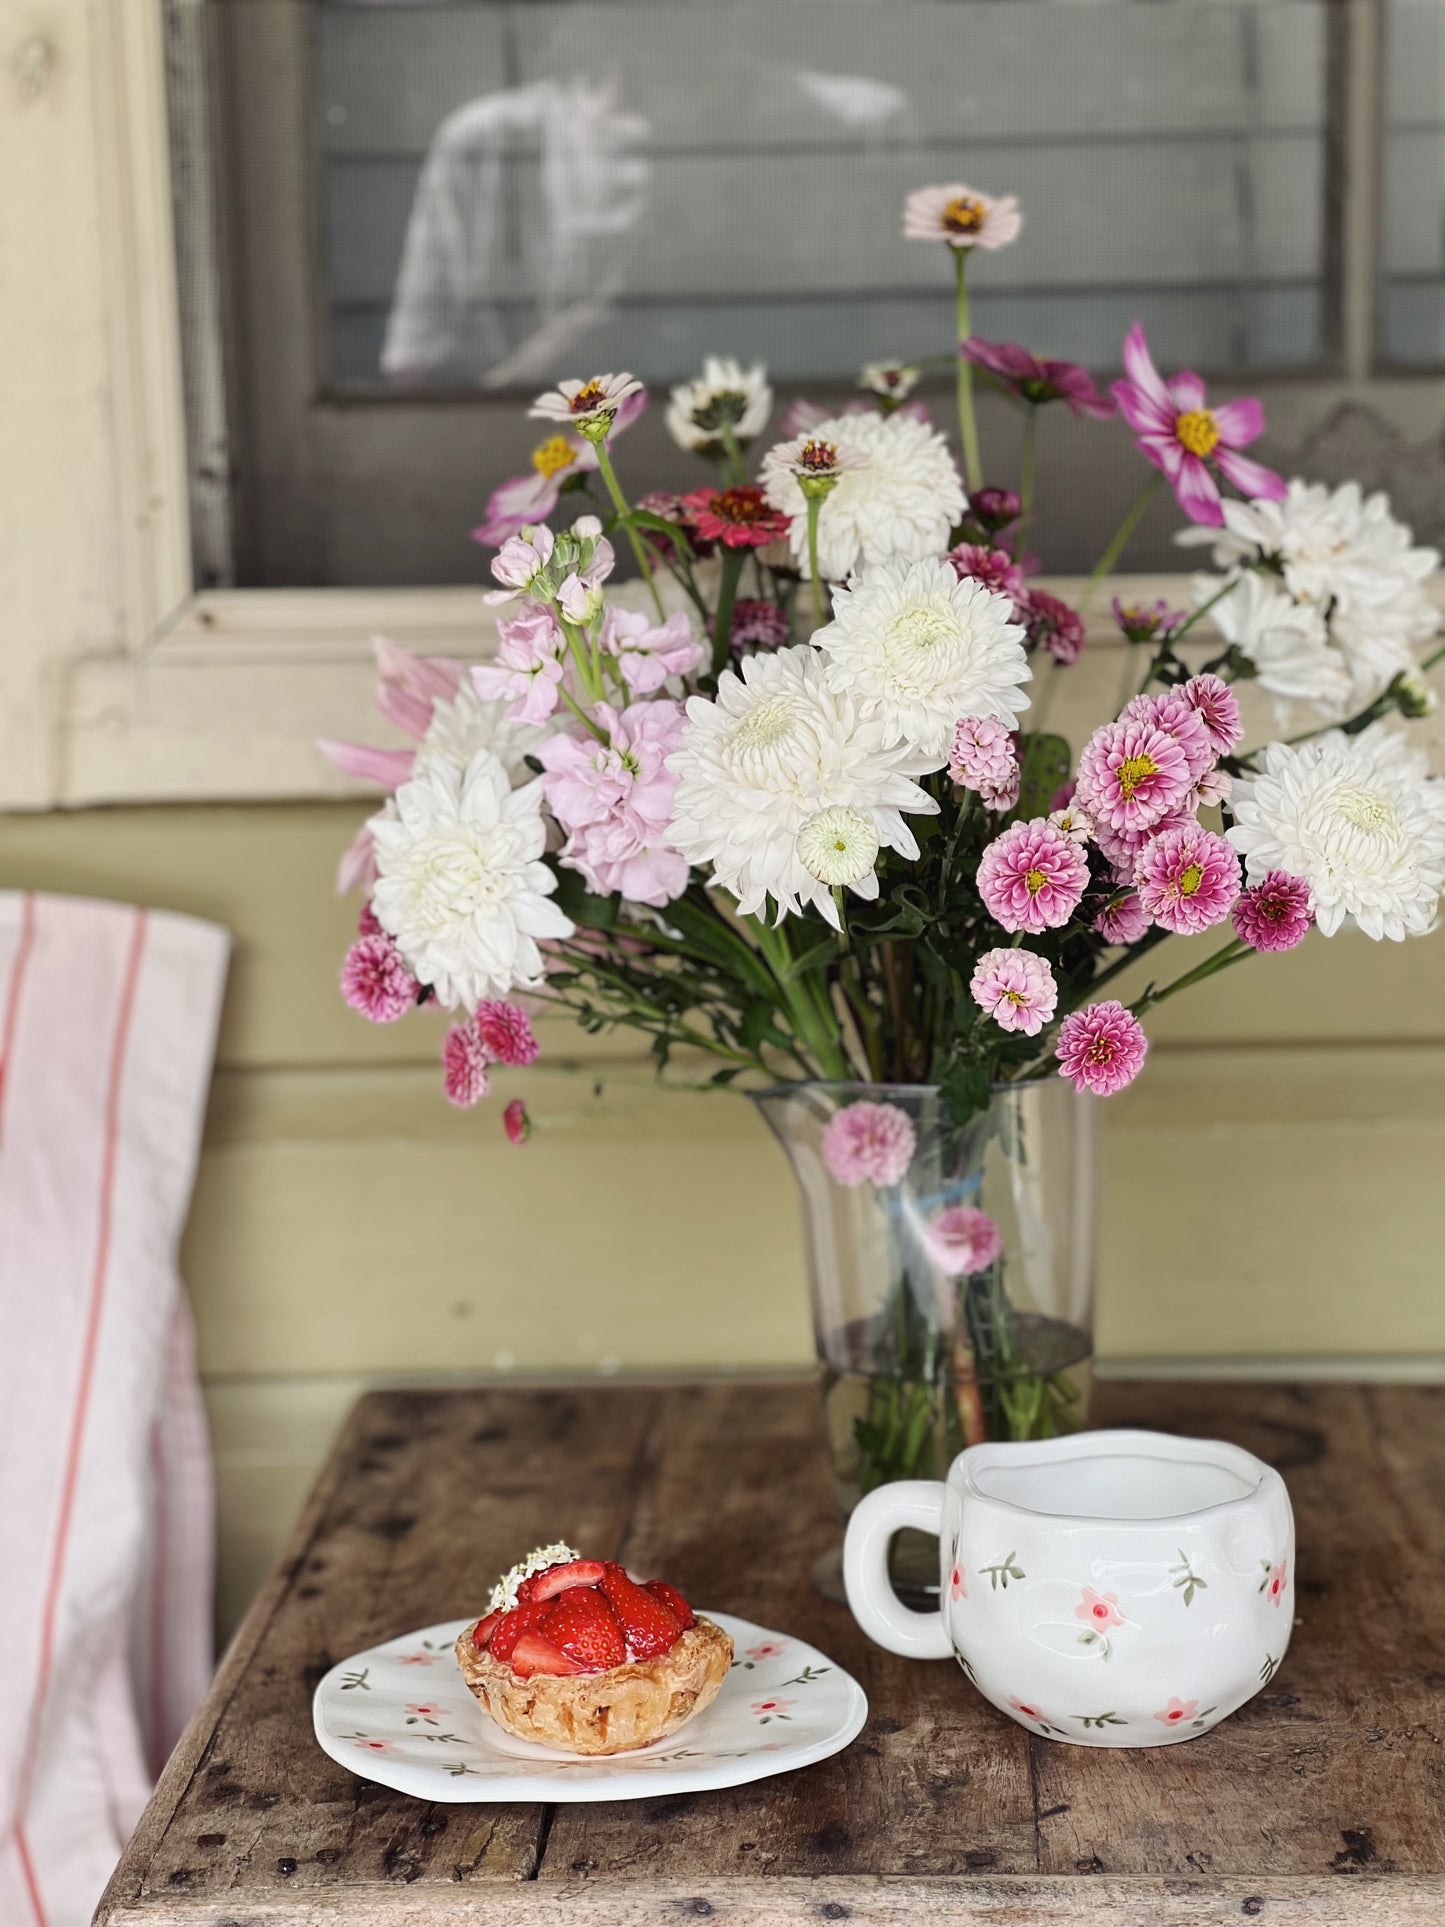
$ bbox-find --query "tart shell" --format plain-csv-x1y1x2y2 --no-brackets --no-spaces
455,1614,734,1756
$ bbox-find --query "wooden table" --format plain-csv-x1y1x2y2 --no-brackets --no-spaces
96,1380,1445,1924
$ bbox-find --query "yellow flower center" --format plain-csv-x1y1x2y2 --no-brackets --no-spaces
1116,753,1159,799
942,195,987,235
799,439,838,473
1174,409,1220,459
531,435,578,479
1003,987,1026,1006
1025,867,1048,895
1178,862,1204,896
1336,786,1396,836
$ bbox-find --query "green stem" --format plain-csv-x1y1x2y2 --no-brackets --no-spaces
1015,405,1038,562
592,436,665,620
1131,939,1255,1016
718,421,749,486
1029,653,1059,735
558,616,604,707
954,250,982,492
557,685,607,742
806,496,827,632
711,548,744,677
1084,476,1161,609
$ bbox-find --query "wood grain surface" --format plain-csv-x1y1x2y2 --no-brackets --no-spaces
94,1380,1445,1923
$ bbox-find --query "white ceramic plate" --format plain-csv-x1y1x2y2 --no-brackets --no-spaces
312,1610,867,1802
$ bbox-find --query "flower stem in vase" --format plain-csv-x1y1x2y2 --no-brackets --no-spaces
949,1327,990,1447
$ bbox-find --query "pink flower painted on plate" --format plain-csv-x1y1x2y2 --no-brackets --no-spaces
962,339,1116,419
503,1098,531,1145
950,715,1020,811
442,1022,491,1107
405,1703,440,1718
1265,1559,1289,1606
1056,1002,1148,1098
1074,1587,1126,1632
746,1640,787,1662
951,1566,968,1601
1233,872,1314,953
1075,718,1194,835
1135,825,1241,936
351,1737,391,1752
1180,673,1244,756
750,1697,794,1718
475,1000,541,1067
976,819,1090,934
1093,890,1150,946
925,1206,1004,1277
947,543,1026,606
821,1100,917,1188
970,948,1058,1037
1110,322,1286,527
1153,1696,1200,1727
1122,690,1214,784
397,1653,437,1667
341,933,418,1023
1021,589,1086,666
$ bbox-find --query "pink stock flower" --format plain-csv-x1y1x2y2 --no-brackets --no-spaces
730,599,791,651
1111,597,1185,645
1135,825,1241,935
442,1022,491,1107
1074,1586,1126,1631
903,183,1022,251
471,606,566,724
1075,718,1194,835
1153,1697,1200,1727
1180,673,1244,755
947,543,1026,606
538,700,689,908
1056,1001,1148,1097
475,1000,541,1067
1233,871,1314,952
341,933,417,1023
821,1100,917,1188
1122,690,1214,783
487,524,555,603
1093,890,1150,945
977,819,1090,934
970,948,1058,1036
680,484,791,550
600,606,705,695
503,1098,531,1145
1022,589,1086,665
962,339,1116,420
949,716,1020,811
925,1205,1004,1275
1110,323,1286,527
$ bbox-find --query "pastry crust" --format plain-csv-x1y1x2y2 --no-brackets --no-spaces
455,1615,733,1756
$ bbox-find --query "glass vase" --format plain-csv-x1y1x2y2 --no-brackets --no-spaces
753,1078,1096,1604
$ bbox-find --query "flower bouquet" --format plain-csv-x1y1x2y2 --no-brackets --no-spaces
326,182,1444,1576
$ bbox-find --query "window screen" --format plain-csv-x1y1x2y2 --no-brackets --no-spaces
1383,0,1445,364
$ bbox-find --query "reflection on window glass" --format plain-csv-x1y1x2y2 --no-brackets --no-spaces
1383,0,1445,364
316,0,1330,391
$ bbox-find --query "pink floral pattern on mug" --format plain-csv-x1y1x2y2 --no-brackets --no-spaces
1009,1694,1045,1721
1153,1696,1199,1727
1074,1586,1125,1631
950,1564,967,1600
1259,1557,1289,1604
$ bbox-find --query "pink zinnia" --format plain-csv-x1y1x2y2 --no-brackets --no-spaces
1075,718,1193,835
949,716,1020,811
1135,825,1241,935
970,948,1058,1037
821,1100,916,1188
1122,690,1214,783
962,338,1116,420
925,1205,1004,1275
341,933,417,1023
442,1022,491,1107
1233,871,1314,952
1056,1000,1148,1097
730,599,791,651
680,485,790,551
1110,322,1286,527
976,819,1090,934
1093,890,1150,945
1111,597,1184,644
946,543,1025,606
472,390,646,546
503,1098,531,1145
1181,673,1244,755
969,487,1021,533
475,1000,541,1067
1022,589,1086,666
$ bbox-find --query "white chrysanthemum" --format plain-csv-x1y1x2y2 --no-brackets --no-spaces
666,356,772,452
814,557,1030,761
371,750,573,1008
666,645,937,928
1203,571,1351,720
797,807,881,887
1227,724,1445,940
418,683,545,781
762,411,965,581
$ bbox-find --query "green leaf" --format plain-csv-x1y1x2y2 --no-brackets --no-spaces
1014,731,1071,820
626,507,695,555
939,1056,992,1128
549,864,621,929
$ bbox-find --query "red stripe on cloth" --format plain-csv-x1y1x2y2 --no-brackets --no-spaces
14,908,148,1927
148,1414,169,1768
0,892,37,1150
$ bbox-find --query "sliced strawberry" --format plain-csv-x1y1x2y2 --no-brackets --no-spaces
645,1579,695,1630
488,1599,550,1663
541,1588,626,1671
509,1631,586,1678
472,1610,501,1650
520,1557,607,1605
599,1562,682,1659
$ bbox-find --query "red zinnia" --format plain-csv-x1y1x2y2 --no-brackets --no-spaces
680,485,790,550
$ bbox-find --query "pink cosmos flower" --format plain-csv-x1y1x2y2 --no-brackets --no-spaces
1110,322,1287,527
600,607,705,696
1154,1697,1200,1727
1135,825,1241,935
1111,597,1185,644
1074,718,1194,835
1180,673,1244,755
903,183,1022,251
947,543,1026,606
1122,690,1214,783
471,605,565,724
1093,890,1150,945
969,487,1021,534
1022,589,1086,666
680,484,790,551
730,599,791,651
925,1205,1004,1275
341,933,417,1023
1056,1001,1148,1097
473,390,647,546
503,1098,531,1145
539,700,689,908
970,948,1058,1037
962,339,1116,420
1233,871,1314,953
442,1022,490,1107
976,819,1090,934
821,1100,917,1188
475,1000,540,1067
1074,1587,1126,1631
949,716,1020,811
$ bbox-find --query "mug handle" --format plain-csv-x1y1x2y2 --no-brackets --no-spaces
842,1479,953,1660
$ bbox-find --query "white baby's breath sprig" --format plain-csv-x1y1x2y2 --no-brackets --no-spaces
487,1541,580,1615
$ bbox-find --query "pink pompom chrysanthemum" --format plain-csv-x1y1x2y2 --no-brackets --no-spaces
1056,1000,1148,1097
1122,690,1214,783
1093,890,1150,944
976,819,1090,934
475,1000,541,1067
1022,589,1086,666
1135,825,1241,935
730,598,791,651
442,1022,491,1107
1180,673,1244,755
925,1205,1004,1275
970,947,1058,1036
357,900,384,938
821,1100,917,1188
1092,802,1197,887
949,716,1020,810
1232,871,1314,952
341,933,417,1023
503,1098,532,1144
947,543,1026,606
1075,718,1194,836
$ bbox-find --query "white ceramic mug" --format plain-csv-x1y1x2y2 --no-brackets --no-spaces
844,1428,1294,1747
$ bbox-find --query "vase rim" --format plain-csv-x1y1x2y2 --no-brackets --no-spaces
748,1074,1067,1102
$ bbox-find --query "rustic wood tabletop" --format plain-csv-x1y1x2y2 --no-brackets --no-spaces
95,1379,1445,1924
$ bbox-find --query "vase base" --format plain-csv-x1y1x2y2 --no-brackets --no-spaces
811,1539,940,1614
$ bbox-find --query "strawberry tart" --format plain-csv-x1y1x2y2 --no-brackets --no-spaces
455,1543,733,1755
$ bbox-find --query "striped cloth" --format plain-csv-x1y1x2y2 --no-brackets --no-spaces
0,893,229,1927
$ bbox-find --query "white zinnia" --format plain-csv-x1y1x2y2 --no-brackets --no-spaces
797,807,881,887
666,356,772,452
815,556,1030,762
1227,724,1445,940
666,645,937,928
762,411,965,582
1203,571,1351,720
371,750,573,1008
